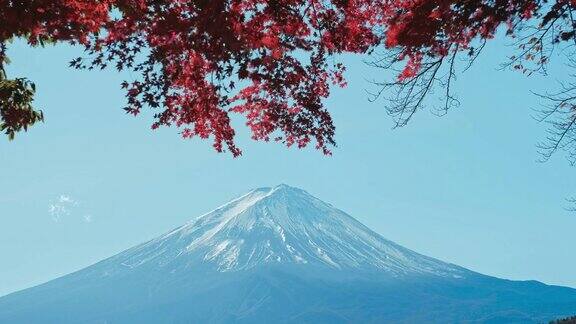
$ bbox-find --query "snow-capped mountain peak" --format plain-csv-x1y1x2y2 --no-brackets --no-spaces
103,185,464,278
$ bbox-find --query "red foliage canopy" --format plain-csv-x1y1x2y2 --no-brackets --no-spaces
2,0,576,158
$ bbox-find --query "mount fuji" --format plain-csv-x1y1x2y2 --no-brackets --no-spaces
1,185,575,323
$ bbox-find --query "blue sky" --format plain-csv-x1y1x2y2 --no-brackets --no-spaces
1,36,575,297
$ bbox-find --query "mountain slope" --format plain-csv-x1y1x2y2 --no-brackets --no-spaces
1,185,575,323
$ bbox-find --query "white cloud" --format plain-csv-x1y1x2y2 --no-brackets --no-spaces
48,202,69,222
48,194,91,223
58,195,79,206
